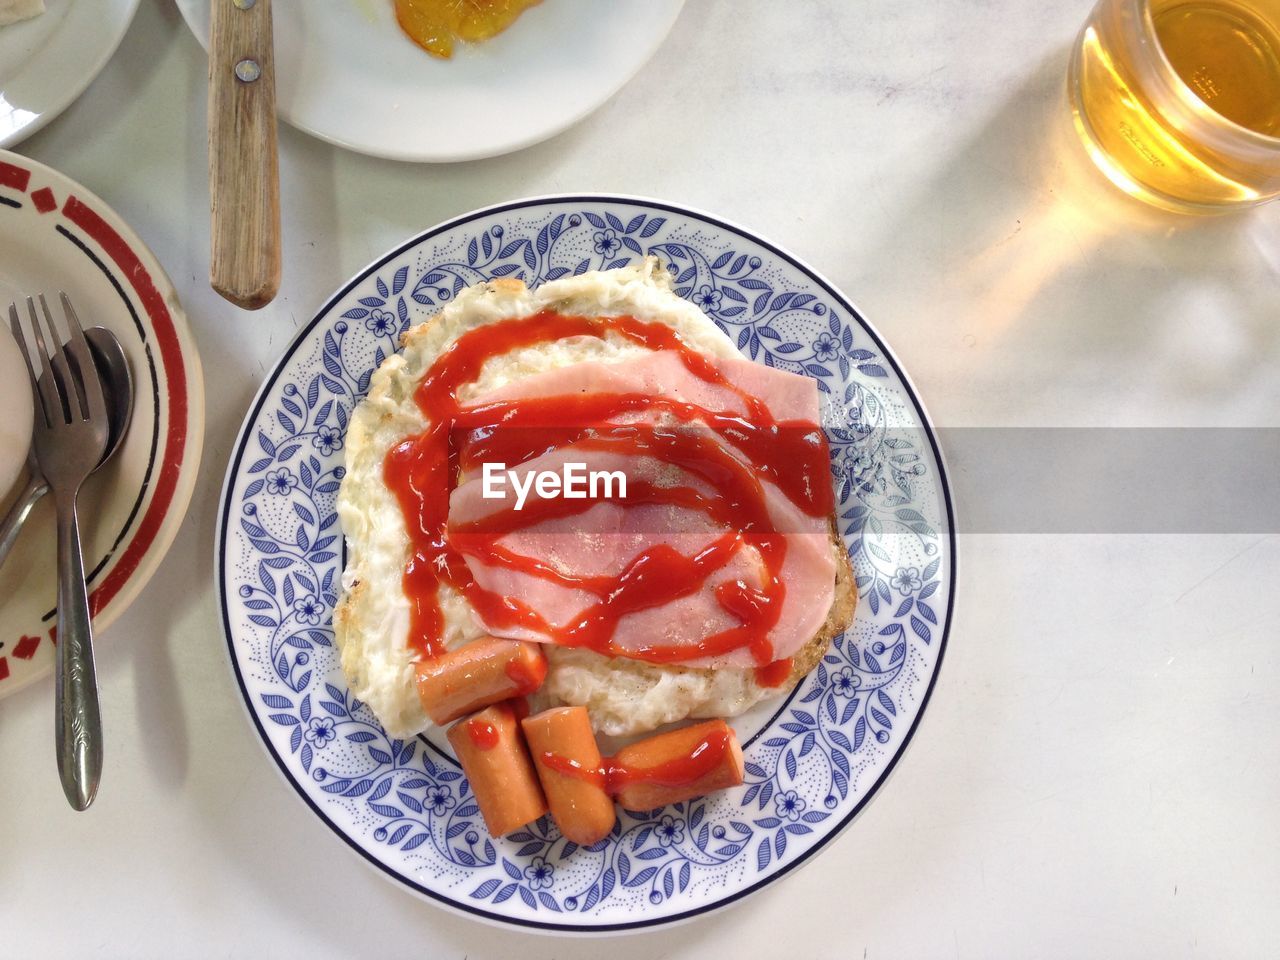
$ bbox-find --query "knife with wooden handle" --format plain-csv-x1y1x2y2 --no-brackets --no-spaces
208,0,281,310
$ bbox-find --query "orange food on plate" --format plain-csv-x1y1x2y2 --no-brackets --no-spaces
533,717,745,813
606,719,745,812
446,701,547,836
522,707,617,846
333,261,863,843
415,635,547,724
394,0,542,59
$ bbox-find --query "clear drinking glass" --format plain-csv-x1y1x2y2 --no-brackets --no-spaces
1068,0,1280,212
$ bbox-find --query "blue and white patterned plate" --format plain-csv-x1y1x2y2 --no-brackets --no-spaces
216,196,955,933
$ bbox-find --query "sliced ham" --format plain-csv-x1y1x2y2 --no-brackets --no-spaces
446,351,835,668
461,350,820,423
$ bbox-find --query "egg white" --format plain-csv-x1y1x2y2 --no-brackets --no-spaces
336,258,784,737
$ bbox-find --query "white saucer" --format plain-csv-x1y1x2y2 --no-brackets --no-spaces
0,0,141,148
174,0,685,162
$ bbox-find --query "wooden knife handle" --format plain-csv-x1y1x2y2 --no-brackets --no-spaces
208,0,281,310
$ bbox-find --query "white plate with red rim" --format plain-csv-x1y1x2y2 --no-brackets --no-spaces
0,150,204,697
174,0,686,162
218,196,954,932
0,0,141,148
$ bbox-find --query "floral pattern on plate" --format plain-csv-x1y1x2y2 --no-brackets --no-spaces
217,196,954,932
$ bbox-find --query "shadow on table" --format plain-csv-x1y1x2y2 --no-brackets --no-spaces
867,44,1280,411
833,44,1280,904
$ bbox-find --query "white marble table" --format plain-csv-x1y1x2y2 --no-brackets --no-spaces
3,1,1278,955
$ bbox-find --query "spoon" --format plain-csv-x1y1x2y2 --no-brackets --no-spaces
0,328,133,570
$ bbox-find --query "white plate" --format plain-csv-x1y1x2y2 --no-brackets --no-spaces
174,0,684,162
0,0,141,148
0,322,34,497
0,150,204,697
217,196,954,931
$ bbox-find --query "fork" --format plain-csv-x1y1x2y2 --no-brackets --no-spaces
9,294,110,811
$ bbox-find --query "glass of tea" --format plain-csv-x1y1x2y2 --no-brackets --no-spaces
1069,0,1280,211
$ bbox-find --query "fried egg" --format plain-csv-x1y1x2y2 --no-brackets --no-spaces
336,259,850,738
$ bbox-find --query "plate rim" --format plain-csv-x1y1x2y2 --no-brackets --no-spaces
0,147,206,697
215,193,956,933
173,0,687,163
0,0,144,149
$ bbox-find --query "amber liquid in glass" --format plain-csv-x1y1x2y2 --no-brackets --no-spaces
1072,0,1280,207
1156,1,1280,134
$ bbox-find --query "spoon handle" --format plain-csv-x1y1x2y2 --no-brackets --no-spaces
54,486,102,811
0,472,49,571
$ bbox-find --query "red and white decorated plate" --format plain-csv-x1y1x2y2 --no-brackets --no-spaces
0,150,204,697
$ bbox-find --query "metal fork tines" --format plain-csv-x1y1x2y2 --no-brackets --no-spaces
9,293,109,811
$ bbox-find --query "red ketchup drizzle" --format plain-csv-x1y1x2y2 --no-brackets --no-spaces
754,657,793,688
382,311,832,665
465,718,500,750
539,726,733,794
503,656,543,695
451,390,830,514
537,753,606,790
